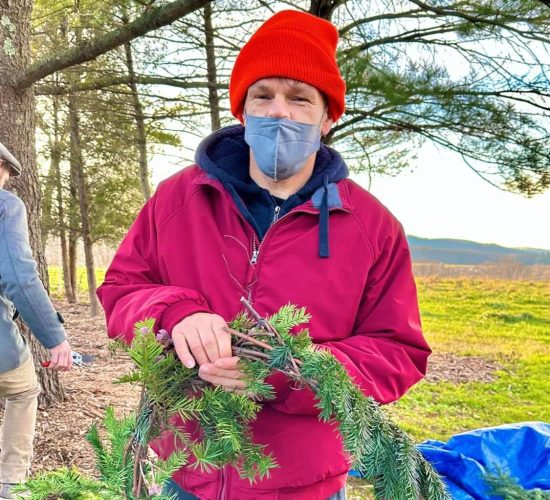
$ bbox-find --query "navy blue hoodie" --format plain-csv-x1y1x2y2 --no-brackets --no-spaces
195,125,349,256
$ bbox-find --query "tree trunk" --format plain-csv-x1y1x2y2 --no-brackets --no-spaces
68,92,99,316
50,93,76,302
40,157,56,254
204,3,221,131
123,33,151,201
58,215,74,303
67,86,79,303
308,0,347,20
53,148,76,303
0,0,66,407
68,233,78,302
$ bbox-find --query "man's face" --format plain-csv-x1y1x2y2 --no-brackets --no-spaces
0,162,10,189
244,78,333,136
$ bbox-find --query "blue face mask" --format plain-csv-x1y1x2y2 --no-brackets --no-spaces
244,113,323,181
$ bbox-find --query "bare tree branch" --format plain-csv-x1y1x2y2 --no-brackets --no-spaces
407,0,549,43
15,0,213,90
35,75,226,95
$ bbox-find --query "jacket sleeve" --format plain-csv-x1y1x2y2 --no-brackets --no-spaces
0,195,67,349
265,225,430,415
96,193,212,344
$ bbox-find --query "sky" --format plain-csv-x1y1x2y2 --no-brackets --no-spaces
151,138,550,251
352,143,550,251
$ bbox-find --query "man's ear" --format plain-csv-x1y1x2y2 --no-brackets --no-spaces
321,115,333,137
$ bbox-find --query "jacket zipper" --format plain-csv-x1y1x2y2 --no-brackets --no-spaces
250,205,279,264
249,208,319,267
250,245,259,265
272,205,281,223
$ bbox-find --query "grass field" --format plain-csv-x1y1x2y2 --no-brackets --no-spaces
48,268,549,498
391,278,549,442
48,267,106,299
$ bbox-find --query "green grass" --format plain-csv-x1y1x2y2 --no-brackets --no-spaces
49,269,550,495
391,278,550,442
48,266,106,299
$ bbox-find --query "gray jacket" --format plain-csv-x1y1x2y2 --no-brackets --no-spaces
0,189,66,373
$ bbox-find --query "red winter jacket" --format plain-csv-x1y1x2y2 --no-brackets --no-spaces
97,153,430,499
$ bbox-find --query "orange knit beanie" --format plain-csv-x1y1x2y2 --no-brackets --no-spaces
230,10,346,123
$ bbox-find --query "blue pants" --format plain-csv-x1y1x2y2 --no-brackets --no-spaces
163,480,346,499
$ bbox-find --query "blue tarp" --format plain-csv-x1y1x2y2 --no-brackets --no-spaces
417,422,550,499
349,422,550,499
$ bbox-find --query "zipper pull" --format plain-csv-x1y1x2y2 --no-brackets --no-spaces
251,249,259,265
272,205,281,223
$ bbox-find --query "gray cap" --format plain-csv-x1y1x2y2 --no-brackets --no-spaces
0,142,22,176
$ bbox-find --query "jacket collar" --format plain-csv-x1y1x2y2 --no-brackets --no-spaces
193,172,353,213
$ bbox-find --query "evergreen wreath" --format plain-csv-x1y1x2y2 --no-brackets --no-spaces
16,298,450,499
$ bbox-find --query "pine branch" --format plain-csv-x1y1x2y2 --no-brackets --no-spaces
232,300,450,499
485,472,550,499
18,305,449,499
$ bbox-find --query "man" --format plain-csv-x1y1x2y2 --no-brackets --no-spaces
97,10,431,500
0,143,73,500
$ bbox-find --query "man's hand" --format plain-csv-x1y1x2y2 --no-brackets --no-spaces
172,312,232,368
199,356,247,393
47,340,73,371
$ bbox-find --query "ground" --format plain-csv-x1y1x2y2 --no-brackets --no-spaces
1,300,499,493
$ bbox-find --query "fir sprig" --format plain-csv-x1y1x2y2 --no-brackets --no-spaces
12,467,119,499
121,300,449,498
232,298,450,500
485,472,550,499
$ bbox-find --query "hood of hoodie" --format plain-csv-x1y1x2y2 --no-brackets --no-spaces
195,124,349,256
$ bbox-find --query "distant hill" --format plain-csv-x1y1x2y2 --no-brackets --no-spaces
407,236,550,265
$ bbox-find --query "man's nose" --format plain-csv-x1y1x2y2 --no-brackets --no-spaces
266,96,291,119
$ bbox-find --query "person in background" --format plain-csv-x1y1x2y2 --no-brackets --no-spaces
98,10,431,500
0,142,73,500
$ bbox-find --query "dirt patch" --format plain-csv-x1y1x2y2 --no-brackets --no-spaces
1,301,501,477
425,352,502,384
0,300,140,477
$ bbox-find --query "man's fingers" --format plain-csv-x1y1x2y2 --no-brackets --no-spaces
63,350,73,370
47,340,73,371
214,356,240,370
216,321,232,358
199,374,247,390
199,358,244,379
47,353,62,371
51,350,69,371
173,333,197,368
172,313,231,366
51,350,63,369
185,330,210,366
197,327,220,363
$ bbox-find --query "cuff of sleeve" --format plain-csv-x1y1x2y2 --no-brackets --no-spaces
40,328,67,349
160,300,213,334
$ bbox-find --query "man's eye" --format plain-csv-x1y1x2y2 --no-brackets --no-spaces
292,96,310,103
255,95,270,100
